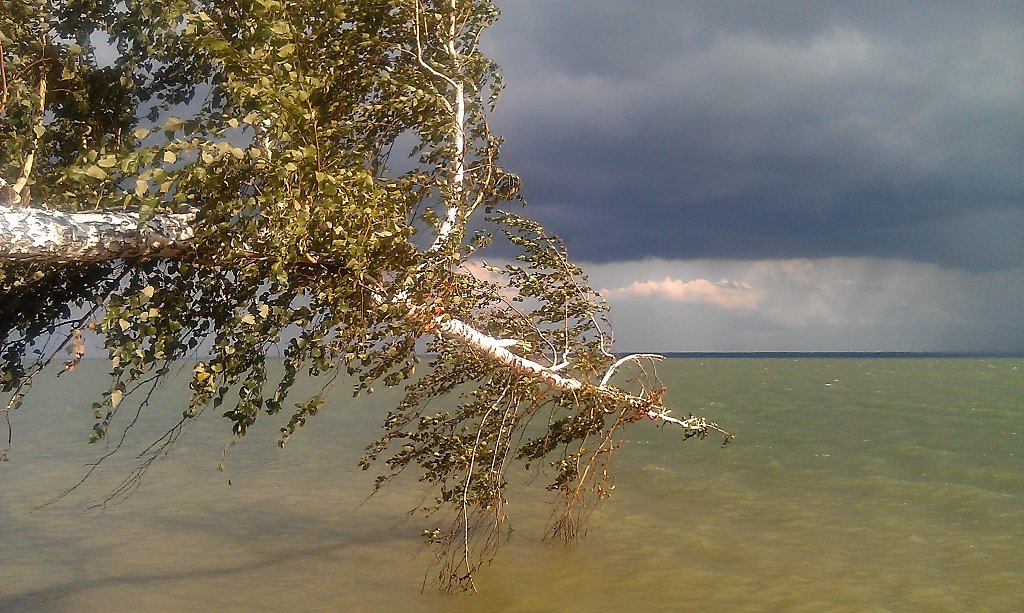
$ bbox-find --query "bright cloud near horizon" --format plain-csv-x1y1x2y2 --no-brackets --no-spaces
586,258,1021,352
481,1,1023,352
602,276,761,312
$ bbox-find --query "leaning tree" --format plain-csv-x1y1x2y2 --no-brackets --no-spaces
0,0,729,590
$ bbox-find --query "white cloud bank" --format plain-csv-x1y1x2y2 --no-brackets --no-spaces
602,277,761,311
583,258,1023,352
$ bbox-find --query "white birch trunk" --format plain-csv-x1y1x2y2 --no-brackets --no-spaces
0,205,195,262
0,202,723,436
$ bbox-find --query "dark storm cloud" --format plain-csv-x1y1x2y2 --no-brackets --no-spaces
484,1,1023,270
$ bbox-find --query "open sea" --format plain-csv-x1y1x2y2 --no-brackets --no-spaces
1,357,1021,611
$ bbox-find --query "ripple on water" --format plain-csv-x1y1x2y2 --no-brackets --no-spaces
2,358,1022,610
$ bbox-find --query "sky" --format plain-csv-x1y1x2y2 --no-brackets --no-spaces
481,1,1023,352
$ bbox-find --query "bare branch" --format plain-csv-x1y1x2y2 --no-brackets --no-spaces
600,353,665,388
411,0,458,90
0,34,9,116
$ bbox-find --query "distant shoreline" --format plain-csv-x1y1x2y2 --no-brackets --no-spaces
633,352,1024,359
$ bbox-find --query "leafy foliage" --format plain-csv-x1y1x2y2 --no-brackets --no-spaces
1,0,727,590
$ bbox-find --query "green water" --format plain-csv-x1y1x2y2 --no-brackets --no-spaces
2,358,1021,611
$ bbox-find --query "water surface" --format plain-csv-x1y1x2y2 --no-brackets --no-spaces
2,358,1021,611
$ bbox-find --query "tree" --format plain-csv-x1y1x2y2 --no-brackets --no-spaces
1,0,729,590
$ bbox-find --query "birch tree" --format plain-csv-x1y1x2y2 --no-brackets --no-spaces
0,0,729,590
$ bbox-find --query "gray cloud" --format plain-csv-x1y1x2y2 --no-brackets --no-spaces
485,1,1023,271
586,258,1023,353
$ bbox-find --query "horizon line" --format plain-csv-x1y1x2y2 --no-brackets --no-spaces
624,351,1024,358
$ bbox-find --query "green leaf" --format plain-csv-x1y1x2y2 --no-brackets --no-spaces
84,166,108,179
163,116,184,132
205,38,232,53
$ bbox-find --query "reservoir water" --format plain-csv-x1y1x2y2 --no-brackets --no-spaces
2,358,1021,611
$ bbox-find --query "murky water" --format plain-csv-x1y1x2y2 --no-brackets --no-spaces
2,358,1021,611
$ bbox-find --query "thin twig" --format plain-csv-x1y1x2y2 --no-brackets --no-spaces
0,34,9,116
12,45,46,195
600,353,665,388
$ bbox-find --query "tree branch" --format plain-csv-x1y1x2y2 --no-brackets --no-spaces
0,200,728,442
600,353,664,388
0,204,195,262
12,67,46,196
0,34,9,117
433,313,731,442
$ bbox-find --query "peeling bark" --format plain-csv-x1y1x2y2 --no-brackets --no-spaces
0,205,195,262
